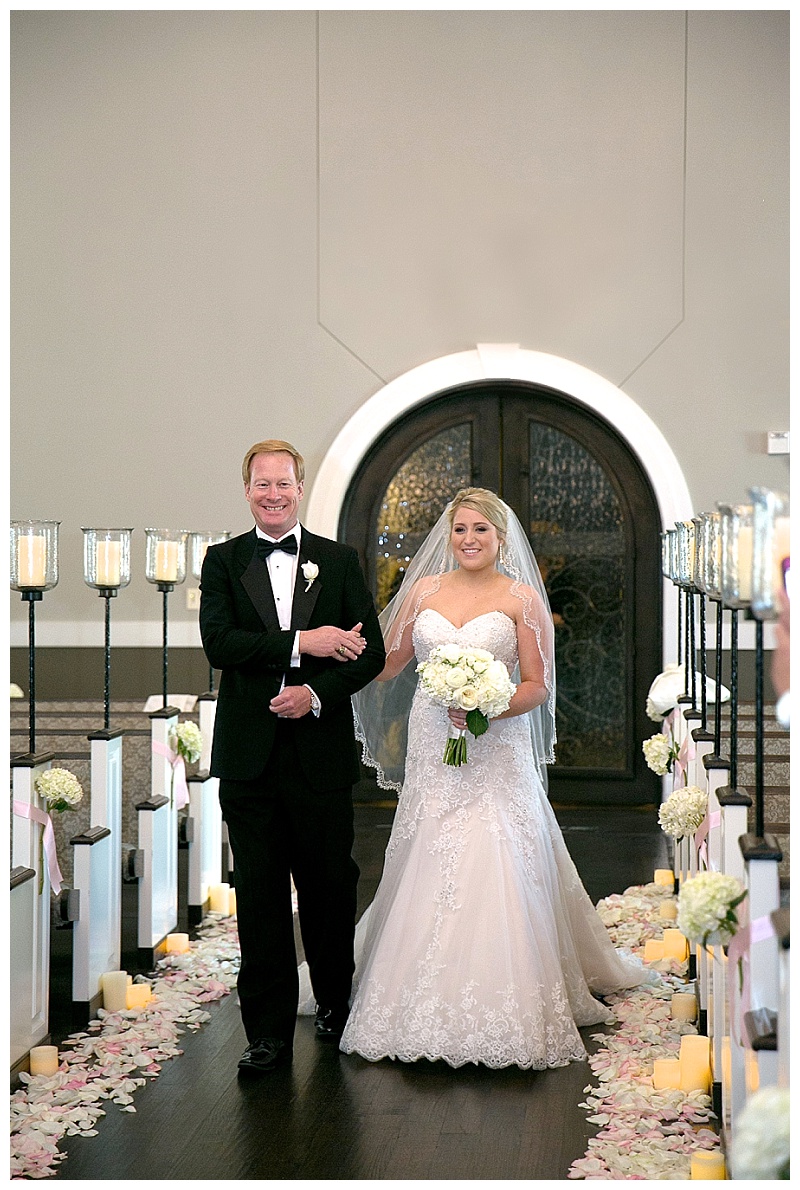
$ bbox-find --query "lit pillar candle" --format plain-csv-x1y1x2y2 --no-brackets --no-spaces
737,523,753,601
659,900,678,921
773,515,790,597
680,1034,711,1092
671,992,698,1022
126,983,152,1010
101,970,129,1012
18,535,47,587
652,1058,682,1089
228,888,237,917
155,541,179,582
96,540,121,587
654,869,675,887
166,932,190,954
209,883,230,914
690,1149,726,1179
29,1045,59,1076
662,929,690,962
644,939,665,962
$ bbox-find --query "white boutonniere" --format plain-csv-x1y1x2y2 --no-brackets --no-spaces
301,560,319,592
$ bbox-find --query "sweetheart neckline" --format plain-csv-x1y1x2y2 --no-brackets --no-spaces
417,608,515,631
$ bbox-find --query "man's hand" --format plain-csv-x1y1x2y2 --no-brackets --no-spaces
270,686,313,719
298,622,366,661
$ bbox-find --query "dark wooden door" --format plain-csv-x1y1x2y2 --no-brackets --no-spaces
340,380,661,805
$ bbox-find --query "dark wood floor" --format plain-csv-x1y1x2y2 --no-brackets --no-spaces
46,795,669,1181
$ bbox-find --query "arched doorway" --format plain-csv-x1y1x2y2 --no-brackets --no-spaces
338,379,661,805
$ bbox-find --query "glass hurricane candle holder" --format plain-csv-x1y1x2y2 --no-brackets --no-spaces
188,531,231,581
82,528,134,591
10,520,60,593
675,520,696,588
667,527,680,583
719,503,754,609
749,487,790,620
702,512,722,600
692,515,707,593
144,529,188,588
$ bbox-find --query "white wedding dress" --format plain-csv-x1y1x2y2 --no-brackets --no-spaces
337,608,645,1070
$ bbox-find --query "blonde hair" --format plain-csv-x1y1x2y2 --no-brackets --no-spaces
242,439,305,485
447,487,508,540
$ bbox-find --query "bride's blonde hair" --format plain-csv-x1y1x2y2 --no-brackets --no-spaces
446,487,508,542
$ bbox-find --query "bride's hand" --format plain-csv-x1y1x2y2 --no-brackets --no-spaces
448,708,468,730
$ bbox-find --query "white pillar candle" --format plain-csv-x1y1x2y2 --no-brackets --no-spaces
29,1045,59,1076
228,888,237,917
209,882,230,914
773,515,790,597
154,540,179,582
17,535,47,587
166,932,190,954
652,1058,682,1089
671,992,698,1022
690,1150,725,1179
126,983,152,1010
662,929,690,962
736,523,753,601
96,539,121,586
644,939,665,962
659,900,678,921
654,869,674,887
679,1034,711,1092
101,970,129,1012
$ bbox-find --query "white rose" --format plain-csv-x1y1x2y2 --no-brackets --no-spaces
440,644,463,664
301,560,319,591
445,667,468,688
457,686,480,711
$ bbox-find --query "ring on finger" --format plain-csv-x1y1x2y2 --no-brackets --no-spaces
338,645,347,656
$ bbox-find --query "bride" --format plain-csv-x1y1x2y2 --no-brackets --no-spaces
339,488,645,1069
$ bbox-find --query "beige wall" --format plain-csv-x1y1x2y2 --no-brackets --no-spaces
11,9,789,644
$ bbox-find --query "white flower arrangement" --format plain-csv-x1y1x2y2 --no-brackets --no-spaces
301,560,319,592
642,732,679,776
416,643,516,765
34,767,84,813
646,663,730,722
729,1086,790,1180
677,871,747,948
657,785,708,838
169,721,203,765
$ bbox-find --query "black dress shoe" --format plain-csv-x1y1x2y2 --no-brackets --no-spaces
314,1005,349,1042
237,1037,292,1076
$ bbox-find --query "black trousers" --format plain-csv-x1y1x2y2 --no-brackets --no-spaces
218,720,359,1045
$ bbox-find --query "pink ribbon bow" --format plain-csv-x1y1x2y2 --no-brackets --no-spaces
694,811,721,868
13,799,63,894
726,912,776,1047
673,730,696,790
152,741,189,810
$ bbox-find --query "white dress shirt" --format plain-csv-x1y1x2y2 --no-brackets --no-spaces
255,524,320,715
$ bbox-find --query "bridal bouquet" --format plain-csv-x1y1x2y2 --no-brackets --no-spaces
416,644,516,766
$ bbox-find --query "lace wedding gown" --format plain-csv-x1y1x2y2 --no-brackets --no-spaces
338,608,644,1069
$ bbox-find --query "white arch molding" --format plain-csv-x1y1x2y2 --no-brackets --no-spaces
305,344,694,668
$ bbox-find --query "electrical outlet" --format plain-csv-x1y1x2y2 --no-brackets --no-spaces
186,587,201,610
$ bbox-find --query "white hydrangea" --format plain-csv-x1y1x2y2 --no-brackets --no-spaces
642,733,673,775
677,871,746,947
729,1087,790,1180
34,767,84,813
658,785,708,838
169,720,203,764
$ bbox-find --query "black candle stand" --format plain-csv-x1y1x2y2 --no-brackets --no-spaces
157,582,174,708
96,587,119,730
19,589,43,756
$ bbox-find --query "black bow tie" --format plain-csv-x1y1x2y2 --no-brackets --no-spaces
257,536,298,559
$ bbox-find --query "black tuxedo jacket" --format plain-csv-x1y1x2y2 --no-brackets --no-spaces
199,527,385,788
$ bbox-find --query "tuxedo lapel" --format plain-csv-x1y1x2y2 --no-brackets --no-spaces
239,534,281,632
291,530,322,632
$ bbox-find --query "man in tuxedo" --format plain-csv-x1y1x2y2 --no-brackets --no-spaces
200,439,385,1075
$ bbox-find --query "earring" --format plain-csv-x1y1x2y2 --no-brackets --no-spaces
498,543,506,566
